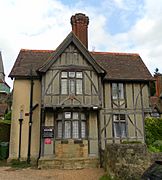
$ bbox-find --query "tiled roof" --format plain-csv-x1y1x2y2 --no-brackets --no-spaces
92,52,152,81
9,49,54,77
9,49,153,81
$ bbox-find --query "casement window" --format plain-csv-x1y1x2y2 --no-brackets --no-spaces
56,112,86,139
112,83,124,99
61,71,83,95
113,114,126,138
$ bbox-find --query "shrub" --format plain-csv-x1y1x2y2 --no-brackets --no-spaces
145,118,162,152
4,111,11,121
121,141,142,144
145,117,162,145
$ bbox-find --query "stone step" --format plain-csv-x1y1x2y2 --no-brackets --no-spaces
38,157,99,169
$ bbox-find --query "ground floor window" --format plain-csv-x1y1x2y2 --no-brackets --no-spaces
113,114,127,138
56,112,87,139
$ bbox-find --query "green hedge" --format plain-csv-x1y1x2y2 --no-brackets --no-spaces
0,122,10,142
145,117,162,152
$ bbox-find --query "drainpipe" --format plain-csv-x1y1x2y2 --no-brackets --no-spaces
97,110,102,167
37,107,44,166
18,118,23,161
27,69,34,164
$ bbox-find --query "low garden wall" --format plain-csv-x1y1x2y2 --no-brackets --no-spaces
103,143,152,179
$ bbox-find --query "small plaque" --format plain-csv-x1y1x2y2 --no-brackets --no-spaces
42,127,54,138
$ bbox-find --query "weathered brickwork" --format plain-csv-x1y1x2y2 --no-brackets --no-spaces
55,140,88,158
38,157,99,169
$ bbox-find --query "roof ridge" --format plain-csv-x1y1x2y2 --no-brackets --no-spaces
21,49,54,53
91,51,139,56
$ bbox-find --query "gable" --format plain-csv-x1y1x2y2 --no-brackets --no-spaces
38,32,105,75
49,43,91,70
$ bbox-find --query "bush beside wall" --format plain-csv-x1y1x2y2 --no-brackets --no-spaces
0,122,10,142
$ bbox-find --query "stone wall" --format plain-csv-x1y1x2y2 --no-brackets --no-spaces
55,139,88,158
103,144,151,180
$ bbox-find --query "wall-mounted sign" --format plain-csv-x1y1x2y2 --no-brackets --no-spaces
44,138,52,144
42,127,54,138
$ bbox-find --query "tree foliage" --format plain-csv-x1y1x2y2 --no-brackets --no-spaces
145,117,162,152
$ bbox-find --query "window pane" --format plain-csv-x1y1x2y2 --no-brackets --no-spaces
57,113,62,120
61,79,67,94
61,72,67,78
112,83,118,99
114,122,120,137
81,113,86,120
57,121,62,138
76,72,83,78
114,122,126,138
120,123,126,137
76,79,82,94
113,114,126,138
65,121,71,138
70,79,75,94
65,112,71,119
73,121,79,138
119,83,124,99
73,112,79,119
81,121,86,138
69,72,75,78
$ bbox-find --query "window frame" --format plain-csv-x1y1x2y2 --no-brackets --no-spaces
112,83,124,100
113,114,127,138
61,71,83,95
56,111,87,140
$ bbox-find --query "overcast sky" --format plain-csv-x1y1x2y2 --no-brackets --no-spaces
0,0,162,88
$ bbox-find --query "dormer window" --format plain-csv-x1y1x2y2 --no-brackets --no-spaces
61,71,83,95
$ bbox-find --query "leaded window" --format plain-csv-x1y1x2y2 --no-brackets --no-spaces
61,71,83,95
56,112,86,139
112,83,124,99
113,114,127,138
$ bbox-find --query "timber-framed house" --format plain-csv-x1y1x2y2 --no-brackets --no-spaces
9,13,153,168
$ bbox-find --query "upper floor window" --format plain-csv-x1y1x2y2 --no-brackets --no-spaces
112,83,124,99
113,114,127,138
61,71,83,95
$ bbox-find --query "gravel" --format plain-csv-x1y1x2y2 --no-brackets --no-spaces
0,167,105,180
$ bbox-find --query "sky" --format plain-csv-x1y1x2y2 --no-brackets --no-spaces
0,0,162,88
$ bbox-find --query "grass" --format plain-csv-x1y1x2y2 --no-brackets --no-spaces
99,174,118,180
0,159,32,169
10,160,31,169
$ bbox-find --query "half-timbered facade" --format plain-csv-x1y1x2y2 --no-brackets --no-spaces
9,13,153,168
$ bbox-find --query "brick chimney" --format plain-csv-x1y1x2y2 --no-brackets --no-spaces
154,74,162,97
71,13,89,48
